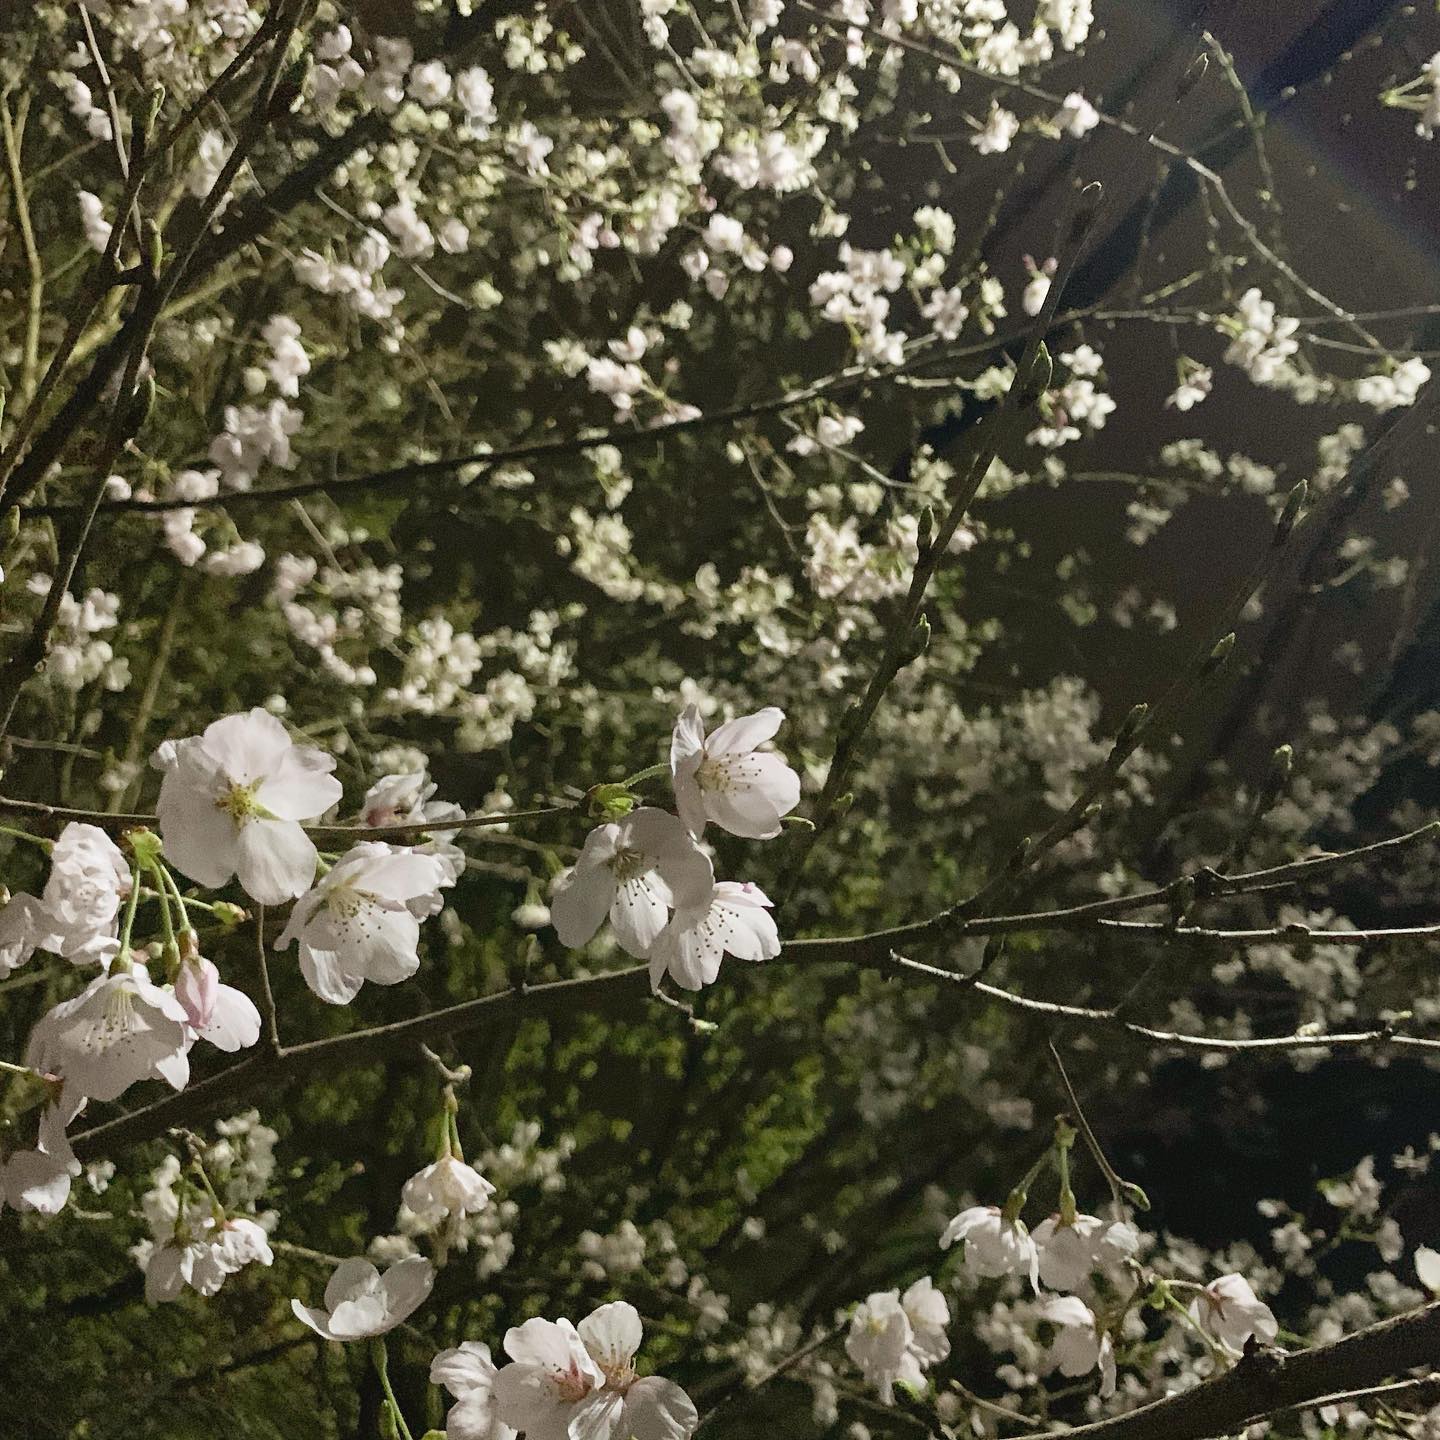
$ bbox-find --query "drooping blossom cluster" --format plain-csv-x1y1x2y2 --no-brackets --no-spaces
551,704,799,992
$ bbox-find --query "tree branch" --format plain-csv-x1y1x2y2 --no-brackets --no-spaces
1050,1306,1440,1440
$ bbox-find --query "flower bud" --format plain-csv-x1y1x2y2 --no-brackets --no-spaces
1273,478,1307,547
1201,632,1236,676
175,955,220,1029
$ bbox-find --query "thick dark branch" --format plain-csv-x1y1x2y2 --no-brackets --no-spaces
1054,1307,1440,1440
70,966,651,1160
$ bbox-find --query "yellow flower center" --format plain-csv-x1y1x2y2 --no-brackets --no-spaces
216,780,263,824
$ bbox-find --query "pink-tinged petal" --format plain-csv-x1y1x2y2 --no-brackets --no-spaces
299,944,364,1005
578,1300,642,1371
235,818,317,904
551,865,616,949
200,985,262,1051
175,956,220,1028
610,877,670,957
669,704,706,772
622,1376,699,1440
705,706,784,755
712,880,774,909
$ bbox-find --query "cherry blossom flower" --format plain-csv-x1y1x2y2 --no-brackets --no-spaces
144,1215,274,1303
1189,1274,1278,1356
1039,1295,1115,1396
1033,1213,1139,1294
550,808,713,957
940,1204,1039,1286
430,1342,517,1440
401,1155,496,1226
27,964,191,1102
492,1300,697,1440
670,705,801,839
155,709,343,905
1054,90,1100,137
174,953,262,1053
275,842,450,1005
291,1256,435,1341
1417,1246,1440,1293
899,1276,951,1366
0,823,132,975
42,823,132,964
0,895,52,976
358,770,466,911
846,1291,920,1404
1,1102,81,1217
845,1277,949,1404
647,881,780,992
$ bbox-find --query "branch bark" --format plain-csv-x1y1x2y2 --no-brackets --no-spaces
1052,1307,1440,1440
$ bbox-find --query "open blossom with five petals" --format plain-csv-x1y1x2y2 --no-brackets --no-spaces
1038,1295,1116,1396
291,1255,435,1340
940,1204,1039,1287
670,705,801,839
155,708,343,905
492,1301,698,1440
174,952,262,1052
647,881,780,992
846,1277,950,1404
401,1155,496,1226
1189,1273,1278,1356
144,1214,274,1303
550,808,713,958
27,963,191,1102
276,842,449,1004
431,1342,518,1440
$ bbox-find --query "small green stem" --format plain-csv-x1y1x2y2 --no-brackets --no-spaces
0,1058,36,1077
115,861,144,963
372,1338,416,1440
150,862,178,974
159,864,195,934
619,761,669,788
1157,1283,1228,1361
0,823,52,851
1055,1117,1078,1226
